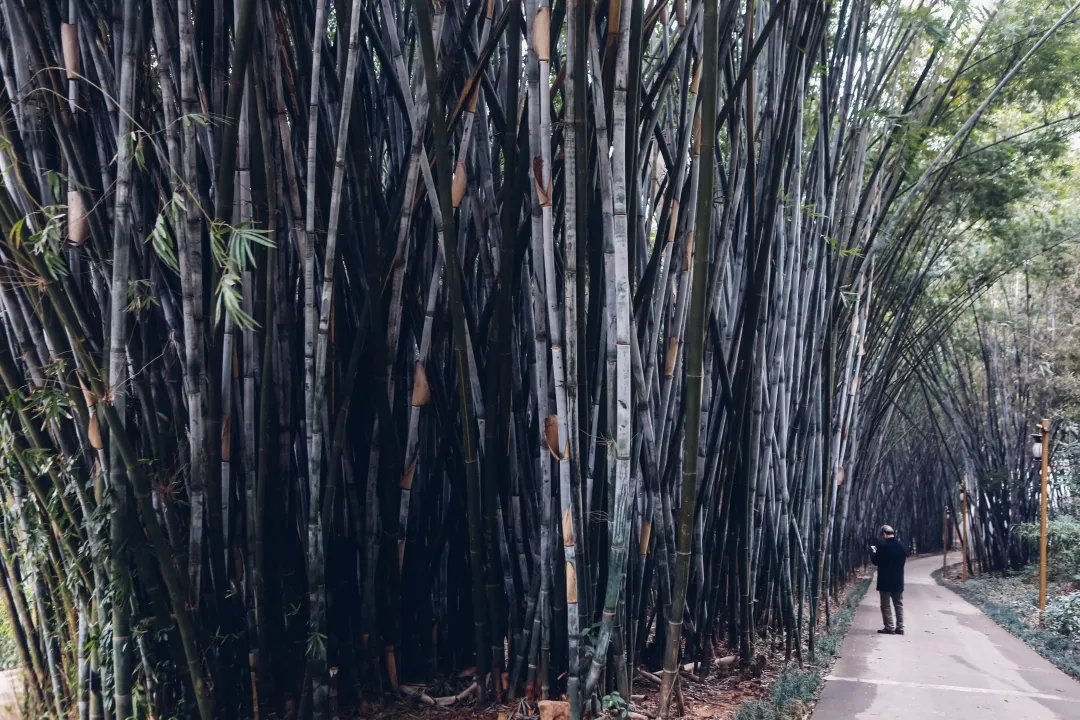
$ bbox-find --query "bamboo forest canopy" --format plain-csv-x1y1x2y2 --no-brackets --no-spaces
1,0,1080,717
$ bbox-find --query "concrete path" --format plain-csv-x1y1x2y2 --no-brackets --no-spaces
0,669,19,719
812,556,1080,719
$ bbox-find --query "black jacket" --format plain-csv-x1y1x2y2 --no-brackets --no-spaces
870,537,906,593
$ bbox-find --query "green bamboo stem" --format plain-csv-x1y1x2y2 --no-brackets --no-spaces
658,0,718,710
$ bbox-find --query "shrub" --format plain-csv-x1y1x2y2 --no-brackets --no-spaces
772,667,820,710
1045,591,1080,637
0,606,16,671
1016,517,1080,579
734,700,776,720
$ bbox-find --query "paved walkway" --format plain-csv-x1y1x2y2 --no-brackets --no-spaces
812,556,1080,719
0,669,18,719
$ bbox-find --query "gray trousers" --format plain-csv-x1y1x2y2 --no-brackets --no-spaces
880,591,904,631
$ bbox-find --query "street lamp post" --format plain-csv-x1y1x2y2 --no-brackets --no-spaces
942,505,949,573
960,476,968,584
1036,419,1050,624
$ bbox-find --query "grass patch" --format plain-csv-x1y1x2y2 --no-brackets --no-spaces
732,577,872,720
0,606,15,671
932,567,1080,680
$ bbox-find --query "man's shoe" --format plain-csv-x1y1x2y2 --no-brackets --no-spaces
895,629,905,635
877,629,894,635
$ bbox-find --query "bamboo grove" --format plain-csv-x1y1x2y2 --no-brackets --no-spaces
0,0,1079,717
880,250,1080,578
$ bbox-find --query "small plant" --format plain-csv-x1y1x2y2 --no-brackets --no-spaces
734,699,775,720
1045,591,1080,637
0,605,17,670
1016,518,1080,579
772,667,820,710
600,691,627,718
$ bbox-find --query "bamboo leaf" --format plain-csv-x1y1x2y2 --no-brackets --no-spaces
8,218,24,247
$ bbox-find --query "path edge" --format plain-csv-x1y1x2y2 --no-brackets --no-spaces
932,565,1080,681
731,575,873,719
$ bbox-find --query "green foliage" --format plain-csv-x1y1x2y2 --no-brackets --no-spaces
0,606,17,671
814,579,870,662
734,700,776,720
125,279,159,314
147,195,183,273
1045,591,1080,637
305,625,327,659
731,669,819,720
601,692,627,717
28,385,71,430
9,206,70,280
980,0,1080,108
898,5,951,46
210,220,273,329
772,668,820,710
1016,517,1080,579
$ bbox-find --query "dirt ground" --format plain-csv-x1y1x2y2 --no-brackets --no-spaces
361,572,873,720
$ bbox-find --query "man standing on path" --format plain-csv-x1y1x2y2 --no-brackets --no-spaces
870,524,906,635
